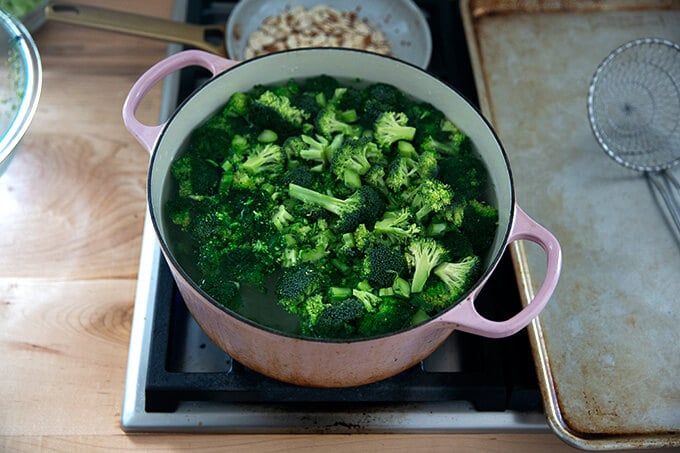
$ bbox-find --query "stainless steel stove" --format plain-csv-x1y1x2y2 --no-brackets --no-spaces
121,0,549,433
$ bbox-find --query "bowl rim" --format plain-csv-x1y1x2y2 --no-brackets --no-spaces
225,0,433,69
0,9,42,166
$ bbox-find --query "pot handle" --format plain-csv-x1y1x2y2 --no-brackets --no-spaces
439,204,562,338
122,50,238,153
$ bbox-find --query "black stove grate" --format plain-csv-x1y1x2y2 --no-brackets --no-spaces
142,0,541,419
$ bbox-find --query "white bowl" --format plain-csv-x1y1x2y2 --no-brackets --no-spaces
226,0,432,69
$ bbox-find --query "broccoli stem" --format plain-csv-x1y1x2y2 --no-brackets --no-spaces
288,183,345,216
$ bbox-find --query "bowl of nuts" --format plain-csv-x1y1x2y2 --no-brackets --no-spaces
227,0,432,69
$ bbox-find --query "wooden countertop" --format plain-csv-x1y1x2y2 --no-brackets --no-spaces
0,1,582,451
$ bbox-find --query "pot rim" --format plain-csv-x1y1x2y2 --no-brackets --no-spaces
145,47,516,344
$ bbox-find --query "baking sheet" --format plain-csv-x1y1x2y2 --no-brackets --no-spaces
461,1,680,449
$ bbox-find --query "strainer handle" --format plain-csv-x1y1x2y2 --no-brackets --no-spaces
646,170,680,233
122,50,238,153
440,204,562,338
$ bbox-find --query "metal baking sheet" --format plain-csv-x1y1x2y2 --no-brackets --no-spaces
461,1,680,450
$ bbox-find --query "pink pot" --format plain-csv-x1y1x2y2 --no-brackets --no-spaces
123,49,562,388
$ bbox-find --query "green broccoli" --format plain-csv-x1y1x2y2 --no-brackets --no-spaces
315,107,362,138
240,143,285,175
312,297,365,339
275,265,328,315
410,178,454,221
406,238,448,293
460,199,499,253
374,111,416,148
433,255,481,301
224,91,251,117
288,183,385,233
373,208,421,243
357,296,413,337
165,75,500,341
249,90,310,137
362,242,408,288
330,136,373,188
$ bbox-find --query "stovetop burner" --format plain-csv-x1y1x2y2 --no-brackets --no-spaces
121,0,548,433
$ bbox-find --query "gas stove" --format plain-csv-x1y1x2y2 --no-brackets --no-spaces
121,0,549,433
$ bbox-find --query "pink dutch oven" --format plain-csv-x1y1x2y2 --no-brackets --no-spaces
123,49,562,388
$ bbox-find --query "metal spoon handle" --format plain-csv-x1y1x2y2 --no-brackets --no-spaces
45,2,227,56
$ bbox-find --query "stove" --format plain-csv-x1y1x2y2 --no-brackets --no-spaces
121,0,549,433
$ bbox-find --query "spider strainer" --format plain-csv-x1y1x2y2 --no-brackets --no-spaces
587,37,680,232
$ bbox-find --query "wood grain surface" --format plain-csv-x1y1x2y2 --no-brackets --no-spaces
0,1,643,451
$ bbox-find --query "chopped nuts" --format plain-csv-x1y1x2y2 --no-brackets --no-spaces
244,5,392,59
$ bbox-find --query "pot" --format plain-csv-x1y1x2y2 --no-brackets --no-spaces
123,49,562,388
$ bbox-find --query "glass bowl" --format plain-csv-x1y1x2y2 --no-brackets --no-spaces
0,8,42,176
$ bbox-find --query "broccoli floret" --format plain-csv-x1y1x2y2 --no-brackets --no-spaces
312,297,365,339
361,243,408,288
330,136,374,188
364,164,389,194
433,256,481,301
288,183,385,233
199,275,241,310
171,154,222,197
437,153,489,201
419,135,459,155
460,199,499,253
224,92,251,117
357,296,413,337
282,135,307,160
217,244,273,289
352,288,382,312
281,165,315,188
385,156,418,192
241,143,285,175
315,108,362,138
302,74,341,102
373,208,421,244
411,280,453,315
271,204,294,231
374,111,416,148
249,90,310,137
275,265,327,315
406,238,448,293
298,134,343,169
411,178,454,221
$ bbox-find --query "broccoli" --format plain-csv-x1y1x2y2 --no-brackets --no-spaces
275,265,328,315
288,183,385,233
249,90,310,137
410,178,454,221
315,107,362,138
433,256,481,301
374,111,416,148
240,143,285,175
373,208,421,243
312,297,365,339
357,296,413,337
406,238,448,293
171,154,222,197
362,243,408,288
199,275,241,310
224,91,251,118
352,288,382,312
330,136,373,188
385,156,418,192
411,280,453,315
460,199,499,253
165,75,500,340
437,153,489,201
